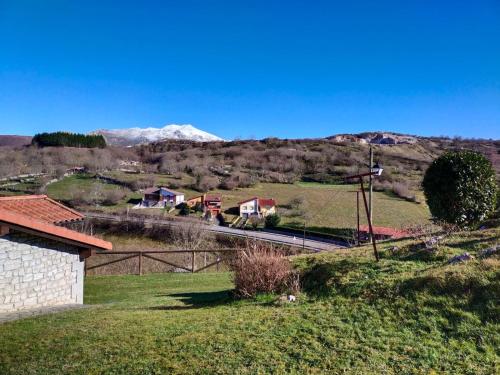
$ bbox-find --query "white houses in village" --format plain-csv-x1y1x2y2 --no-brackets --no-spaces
238,197,277,218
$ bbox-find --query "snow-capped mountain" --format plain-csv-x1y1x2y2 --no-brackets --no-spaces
92,124,224,146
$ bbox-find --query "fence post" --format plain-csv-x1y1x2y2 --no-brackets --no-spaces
138,251,143,276
191,251,195,273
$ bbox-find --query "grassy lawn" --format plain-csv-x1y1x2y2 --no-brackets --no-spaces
1,228,498,374
46,174,125,201
45,173,200,214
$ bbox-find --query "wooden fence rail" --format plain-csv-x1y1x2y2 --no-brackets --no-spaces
85,249,241,276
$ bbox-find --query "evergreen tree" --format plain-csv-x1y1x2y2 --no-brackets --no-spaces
32,132,106,148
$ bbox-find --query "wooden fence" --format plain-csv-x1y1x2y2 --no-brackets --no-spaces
85,249,241,276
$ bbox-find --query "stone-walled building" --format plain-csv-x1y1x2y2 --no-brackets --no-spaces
0,195,112,313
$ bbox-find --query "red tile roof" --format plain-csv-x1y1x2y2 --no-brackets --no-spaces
237,197,276,207
0,195,83,224
258,198,276,207
359,225,409,239
0,195,111,250
0,208,112,250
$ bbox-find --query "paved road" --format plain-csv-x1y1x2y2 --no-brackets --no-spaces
84,212,347,252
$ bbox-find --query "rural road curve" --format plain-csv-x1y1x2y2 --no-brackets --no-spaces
84,212,347,252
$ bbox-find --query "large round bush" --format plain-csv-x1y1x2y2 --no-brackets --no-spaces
422,150,497,227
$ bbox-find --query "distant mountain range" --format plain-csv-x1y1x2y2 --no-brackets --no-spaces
0,126,496,148
91,124,224,146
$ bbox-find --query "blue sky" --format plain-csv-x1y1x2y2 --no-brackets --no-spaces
1,1,499,140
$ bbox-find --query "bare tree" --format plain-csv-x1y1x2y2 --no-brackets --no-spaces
171,223,212,250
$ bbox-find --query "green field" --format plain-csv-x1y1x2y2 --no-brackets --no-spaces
46,174,129,201
43,174,431,232
213,181,430,230
45,173,200,212
1,228,498,374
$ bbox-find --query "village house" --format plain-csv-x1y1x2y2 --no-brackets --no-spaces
238,197,276,218
0,195,112,313
204,194,222,218
186,194,223,219
186,194,204,208
140,187,185,208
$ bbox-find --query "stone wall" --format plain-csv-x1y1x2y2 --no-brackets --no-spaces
0,231,84,313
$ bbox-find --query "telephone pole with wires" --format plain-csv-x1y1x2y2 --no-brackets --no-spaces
368,145,373,241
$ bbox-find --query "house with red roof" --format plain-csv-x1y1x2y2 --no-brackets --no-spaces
0,195,111,314
238,197,277,218
185,193,223,219
203,194,222,219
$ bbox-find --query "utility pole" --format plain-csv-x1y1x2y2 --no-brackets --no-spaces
344,166,383,262
368,145,373,241
356,190,360,246
303,222,306,251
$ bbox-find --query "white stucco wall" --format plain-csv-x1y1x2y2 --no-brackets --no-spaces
0,232,85,313
239,199,258,217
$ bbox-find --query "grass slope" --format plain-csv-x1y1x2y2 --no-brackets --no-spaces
1,228,498,374
44,174,430,231
214,181,430,229
46,174,125,201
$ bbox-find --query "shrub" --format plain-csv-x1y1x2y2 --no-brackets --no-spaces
193,174,219,192
231,243,299,298
265,213,281,228
248,215,264,229
178,203,190,216
218,178,237,190
423,151,497,227
391,182,416,201
130,177,157,191
101,189,126,206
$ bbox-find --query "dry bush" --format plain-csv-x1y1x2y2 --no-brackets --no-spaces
405,223,439,241
171,223,213,250
101,189,127,205
392,182,416,201
231,242,299,298
373,180,392,192
192,174,219,192
248,215,264,229
130,176,157,191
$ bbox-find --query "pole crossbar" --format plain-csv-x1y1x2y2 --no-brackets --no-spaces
86,253,139,271
194,258,223,273
142,253,193,273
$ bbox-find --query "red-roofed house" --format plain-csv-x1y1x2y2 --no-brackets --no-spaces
0,195,111,314
358,225,409,241
238,197,277,218
204,194,222,219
